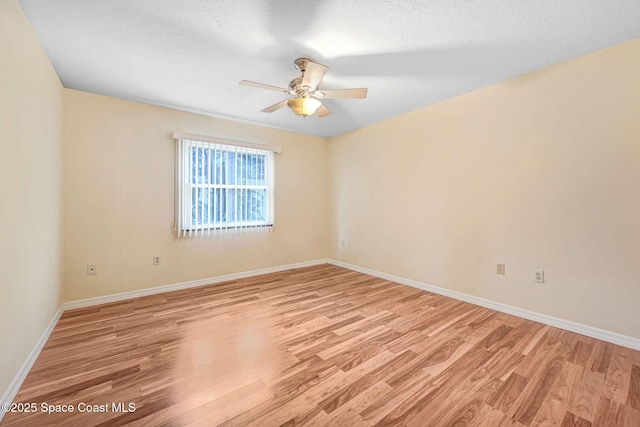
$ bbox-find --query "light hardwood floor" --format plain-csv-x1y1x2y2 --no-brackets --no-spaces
2,265,639,426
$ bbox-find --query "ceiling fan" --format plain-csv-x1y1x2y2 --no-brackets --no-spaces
239,57,368,118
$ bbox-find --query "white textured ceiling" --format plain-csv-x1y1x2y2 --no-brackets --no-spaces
18,0,640,138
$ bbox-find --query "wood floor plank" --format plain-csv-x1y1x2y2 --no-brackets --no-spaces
469,403,527,426
313,380,392,427
319,349,416,413
588,340,613,374
2,264,639,427
359,367,432,424
509,338,569,424
530,362,583,427
629,364,640,411
567,368,605,421
593,397,626,427
603,347,634,404
569,341,594,368
560,411,592,427
488,372,528,414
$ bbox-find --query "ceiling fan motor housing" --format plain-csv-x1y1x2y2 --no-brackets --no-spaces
240,56,366,118
294,57,312,73
289,77,303,91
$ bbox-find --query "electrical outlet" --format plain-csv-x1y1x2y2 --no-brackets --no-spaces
87,264,97,275
534,271,545,283
153,256,161,265
497,263,505,275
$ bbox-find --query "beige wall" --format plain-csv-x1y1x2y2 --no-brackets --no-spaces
0,0,64,396
329,39,640,338
63,90,329,301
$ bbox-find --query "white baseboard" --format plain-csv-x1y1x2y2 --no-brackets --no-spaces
328,259,640,351
63,259,329,310
0,306,64,422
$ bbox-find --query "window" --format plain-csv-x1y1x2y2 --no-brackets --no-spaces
174,135,277,236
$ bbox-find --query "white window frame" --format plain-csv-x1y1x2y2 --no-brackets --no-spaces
173,133,280,237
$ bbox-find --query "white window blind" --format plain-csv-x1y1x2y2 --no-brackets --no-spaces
174,134,278,237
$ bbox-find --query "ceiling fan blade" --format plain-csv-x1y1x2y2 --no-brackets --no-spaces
316,88,368,99
261,99,289,113
316,104,332,118
240,80,289,92
301,61,328,89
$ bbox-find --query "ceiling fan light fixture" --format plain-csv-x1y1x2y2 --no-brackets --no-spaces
241,57,365,119
287,97,321,117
